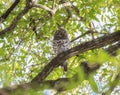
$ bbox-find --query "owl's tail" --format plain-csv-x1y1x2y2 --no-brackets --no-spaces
63,61,67,72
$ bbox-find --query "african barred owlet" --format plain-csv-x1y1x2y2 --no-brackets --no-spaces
53,28,70,71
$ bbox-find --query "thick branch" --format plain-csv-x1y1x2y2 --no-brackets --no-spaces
0,62,100,95
0,0,20,23
105,42,120,56
0,41,120,95
31,30,120,82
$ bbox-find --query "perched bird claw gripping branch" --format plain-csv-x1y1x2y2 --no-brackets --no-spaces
52,28,70,71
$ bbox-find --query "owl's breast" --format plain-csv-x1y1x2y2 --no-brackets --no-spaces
52,39,70,54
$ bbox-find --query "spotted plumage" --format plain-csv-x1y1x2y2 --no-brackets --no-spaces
52,28,70,71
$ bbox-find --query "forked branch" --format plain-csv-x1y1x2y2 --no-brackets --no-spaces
33,2,71,15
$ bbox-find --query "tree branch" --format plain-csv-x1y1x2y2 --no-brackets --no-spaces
71,30,92,42
0,62,100,95
0,0,33,37
0,0,20,23
72,5,85,21
0,1,71,37
33,2,71,15
52,0,55,9
105,42,120,56
59,7,72,27
33,3,53,14
31,30,120,82
0,40,120,95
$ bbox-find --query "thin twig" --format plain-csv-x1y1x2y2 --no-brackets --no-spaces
71,30,91,43
72,5,85,21
52,0,55,9
60,7,72,27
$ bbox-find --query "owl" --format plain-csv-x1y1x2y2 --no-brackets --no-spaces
52,28,70,71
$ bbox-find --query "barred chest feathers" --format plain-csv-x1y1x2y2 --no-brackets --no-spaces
52,28,70,71
53,39,70,54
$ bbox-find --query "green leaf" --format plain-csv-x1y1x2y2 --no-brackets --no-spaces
88,74,98,93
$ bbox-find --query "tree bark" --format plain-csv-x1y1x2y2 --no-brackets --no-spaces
32,30,120,82
0,31,120,95
0,0,20,23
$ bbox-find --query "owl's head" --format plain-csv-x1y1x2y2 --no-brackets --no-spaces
53,28,69,40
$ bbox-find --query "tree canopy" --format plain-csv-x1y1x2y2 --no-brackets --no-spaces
0,0,120,95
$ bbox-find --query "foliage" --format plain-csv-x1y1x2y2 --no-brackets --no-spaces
0,0,120,95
